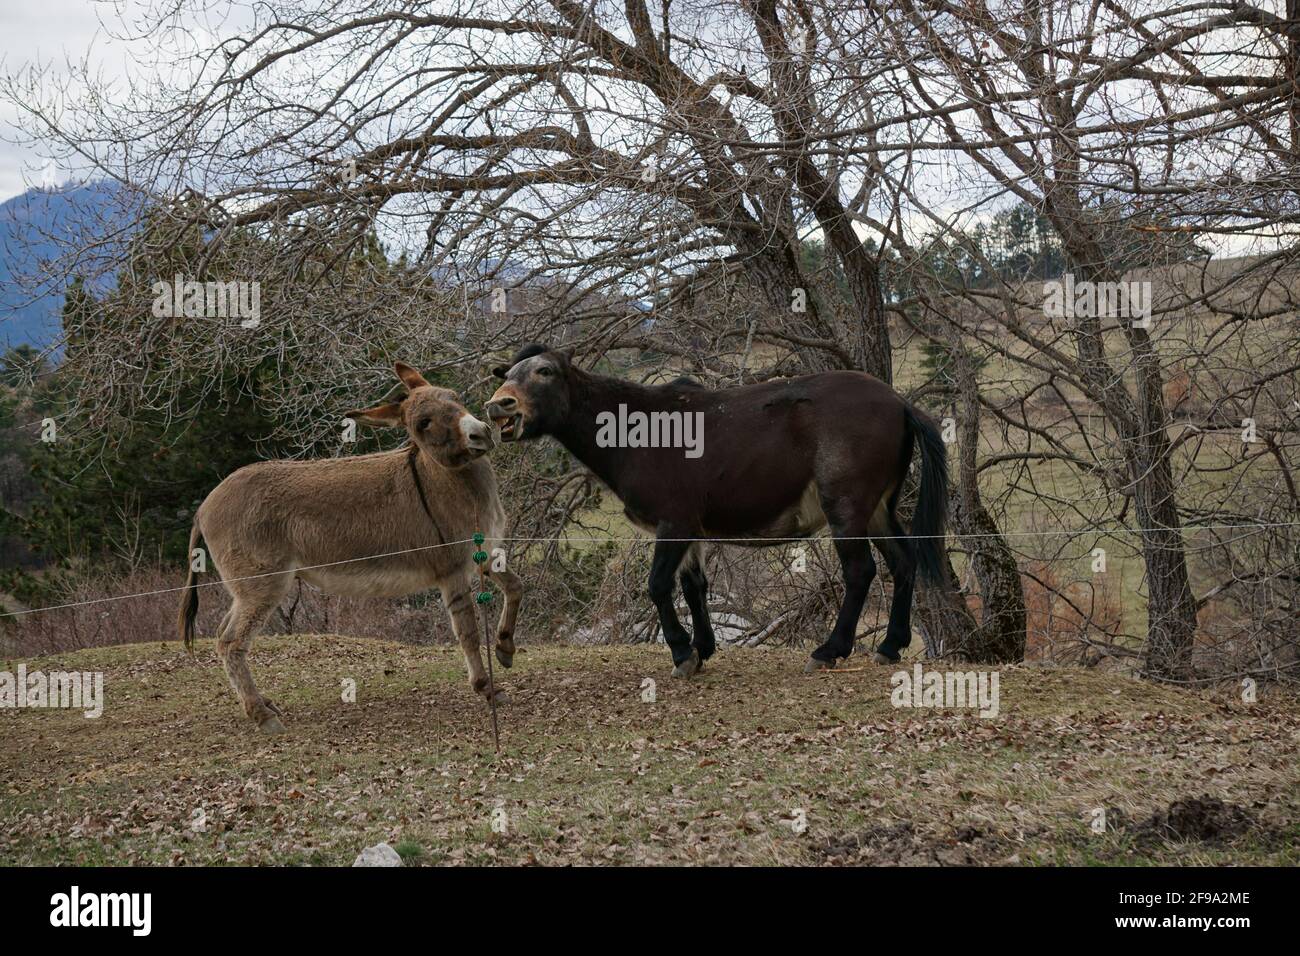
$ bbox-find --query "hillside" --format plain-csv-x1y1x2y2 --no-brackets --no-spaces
1,637,1297,865
0,180,131,350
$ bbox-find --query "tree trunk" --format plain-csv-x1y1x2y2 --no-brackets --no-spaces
1047,184,1200,680
1129,353,1199,680
914,558,979,658
949,348,1027,663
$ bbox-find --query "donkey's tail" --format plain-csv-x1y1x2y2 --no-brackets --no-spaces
903,404,949,585
177,521,202,655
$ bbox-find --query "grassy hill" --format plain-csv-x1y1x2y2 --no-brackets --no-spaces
2,636,1297,865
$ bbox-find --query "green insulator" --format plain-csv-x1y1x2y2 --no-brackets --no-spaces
472,532,485,545
473,550,489,564
476,591,492,604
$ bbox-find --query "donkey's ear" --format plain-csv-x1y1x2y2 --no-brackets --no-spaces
492,363,510,379
344,402,404,428
394,362,430,391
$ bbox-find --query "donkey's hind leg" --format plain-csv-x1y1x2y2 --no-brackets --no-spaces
678,544,715,665
807,535,878,671
871,506,917,665
807,488,881,672
219,586,289,734
210,606,234,649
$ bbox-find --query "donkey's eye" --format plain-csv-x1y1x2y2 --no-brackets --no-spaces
417,418,432,431
536,366,554,378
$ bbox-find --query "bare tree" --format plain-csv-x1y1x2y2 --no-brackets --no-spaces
866,0,1299,679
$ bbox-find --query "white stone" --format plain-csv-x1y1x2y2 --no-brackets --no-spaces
352,842,402,867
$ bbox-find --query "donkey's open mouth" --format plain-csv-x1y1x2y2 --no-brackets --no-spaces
490,411,523,441
488,408,522,444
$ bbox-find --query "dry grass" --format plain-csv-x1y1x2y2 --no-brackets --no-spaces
2,636,1298,866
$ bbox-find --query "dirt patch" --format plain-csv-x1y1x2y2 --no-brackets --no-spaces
1108,795,1258,844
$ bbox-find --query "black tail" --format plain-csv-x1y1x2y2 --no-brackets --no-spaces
903,405,949,585
177,521,202,654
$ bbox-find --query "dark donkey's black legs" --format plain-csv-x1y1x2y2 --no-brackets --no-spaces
808,535,878,669
648,536,701,677
679,553,716,663
872,513,917,663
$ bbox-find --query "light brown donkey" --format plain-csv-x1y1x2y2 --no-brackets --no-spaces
177,362,522,733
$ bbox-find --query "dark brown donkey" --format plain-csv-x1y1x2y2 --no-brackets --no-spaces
486,344,948,677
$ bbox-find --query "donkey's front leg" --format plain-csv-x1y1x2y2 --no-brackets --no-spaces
441,579,505,702
649,536,699,678
486,567,523,668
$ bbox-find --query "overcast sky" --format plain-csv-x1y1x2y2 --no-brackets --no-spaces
0,0,144,202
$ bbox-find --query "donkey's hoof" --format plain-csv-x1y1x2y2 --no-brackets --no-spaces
495,646,514,669
872,651,900,665
258,715,287,735
804,656,836,673
671,649,701,679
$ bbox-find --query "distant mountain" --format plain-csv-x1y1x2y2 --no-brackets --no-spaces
0,180,134,352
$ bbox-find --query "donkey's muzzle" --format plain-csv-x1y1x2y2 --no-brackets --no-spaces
462,416,496,455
